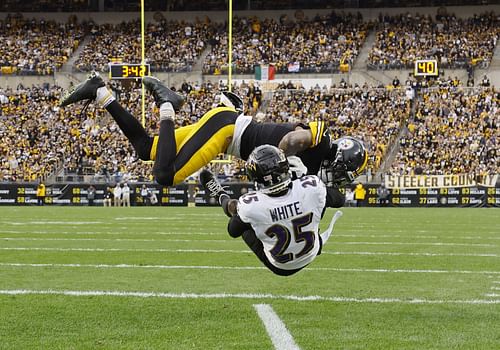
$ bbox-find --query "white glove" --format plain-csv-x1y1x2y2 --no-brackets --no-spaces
287,156,308,179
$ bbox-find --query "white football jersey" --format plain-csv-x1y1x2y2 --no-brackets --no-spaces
237,175,327,270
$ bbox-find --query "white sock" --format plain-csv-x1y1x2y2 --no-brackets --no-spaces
159,102,175,121
96,86,115,108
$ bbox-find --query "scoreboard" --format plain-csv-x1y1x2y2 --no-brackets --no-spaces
414,59,438,77
362,186,500,207
109,63,150,79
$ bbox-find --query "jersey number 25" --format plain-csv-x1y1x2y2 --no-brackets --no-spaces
264,212,315,264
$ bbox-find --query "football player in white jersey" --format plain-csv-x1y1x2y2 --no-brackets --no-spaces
200,144,344,276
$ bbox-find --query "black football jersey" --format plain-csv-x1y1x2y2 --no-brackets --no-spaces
240,120,331,175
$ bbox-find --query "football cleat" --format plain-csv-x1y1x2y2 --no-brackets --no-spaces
199,169,229,204
59,71,105,107
142,76,185,112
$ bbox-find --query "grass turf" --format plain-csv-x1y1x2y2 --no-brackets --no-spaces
0,207,498,349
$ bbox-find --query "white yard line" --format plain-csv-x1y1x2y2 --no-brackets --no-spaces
0,237,229,243
490,287,500,290
0,247,249,253
0,289,498,304
0,247,497,258
0,230,224,236
2,230,499,240
324,251,498,258
0,262,499,275
253,304,301,350
485,293,500,298
336,242,496,247
334,234,500,240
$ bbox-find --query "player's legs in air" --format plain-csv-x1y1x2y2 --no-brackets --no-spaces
60,73,237,185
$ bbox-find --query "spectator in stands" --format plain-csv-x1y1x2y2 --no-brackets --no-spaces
480,75,490,87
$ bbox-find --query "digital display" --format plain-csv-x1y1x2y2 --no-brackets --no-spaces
109,63,150,79
414,59,438,77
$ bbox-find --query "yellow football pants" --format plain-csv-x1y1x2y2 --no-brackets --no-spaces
149,107,237,185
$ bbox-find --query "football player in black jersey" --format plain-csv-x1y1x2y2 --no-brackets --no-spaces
60,73,367,204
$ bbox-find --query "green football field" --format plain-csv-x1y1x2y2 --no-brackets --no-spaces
0,206,498,349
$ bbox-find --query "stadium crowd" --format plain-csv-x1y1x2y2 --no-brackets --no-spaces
0,83,155,182
1,78,498,183
203,12,369,74
74,18,216,73
368,12,500,70
1,12,499,76
392,85,499,175
0,14,84,75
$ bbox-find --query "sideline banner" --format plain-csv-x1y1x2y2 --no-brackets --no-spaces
0,183,254,207
0,182,499,208
385,174,498,189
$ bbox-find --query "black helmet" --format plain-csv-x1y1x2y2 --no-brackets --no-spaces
246,145,291,194
219,91,244,114
320,136,368,186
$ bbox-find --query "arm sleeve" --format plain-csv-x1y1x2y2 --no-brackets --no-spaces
325,187,345,209
307,121,326,147
227,214,253,238
321,187,345,217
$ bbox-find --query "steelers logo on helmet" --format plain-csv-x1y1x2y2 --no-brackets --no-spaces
320,136,368,187
338,138,355,151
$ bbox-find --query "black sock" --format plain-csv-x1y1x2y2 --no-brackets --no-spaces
153,119,177,186
105,101,153,160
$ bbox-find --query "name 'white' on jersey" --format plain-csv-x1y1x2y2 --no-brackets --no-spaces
237,175,327,270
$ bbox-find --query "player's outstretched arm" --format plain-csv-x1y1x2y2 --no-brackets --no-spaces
278,129,312,156
200,169,238,217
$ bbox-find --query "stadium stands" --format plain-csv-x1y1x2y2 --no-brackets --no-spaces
391,86,499,175
203,12,369,74
368,12,500,70
74,19,217,73
0,14,84,75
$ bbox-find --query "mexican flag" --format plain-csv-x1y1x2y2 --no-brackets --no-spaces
255,64,275,80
